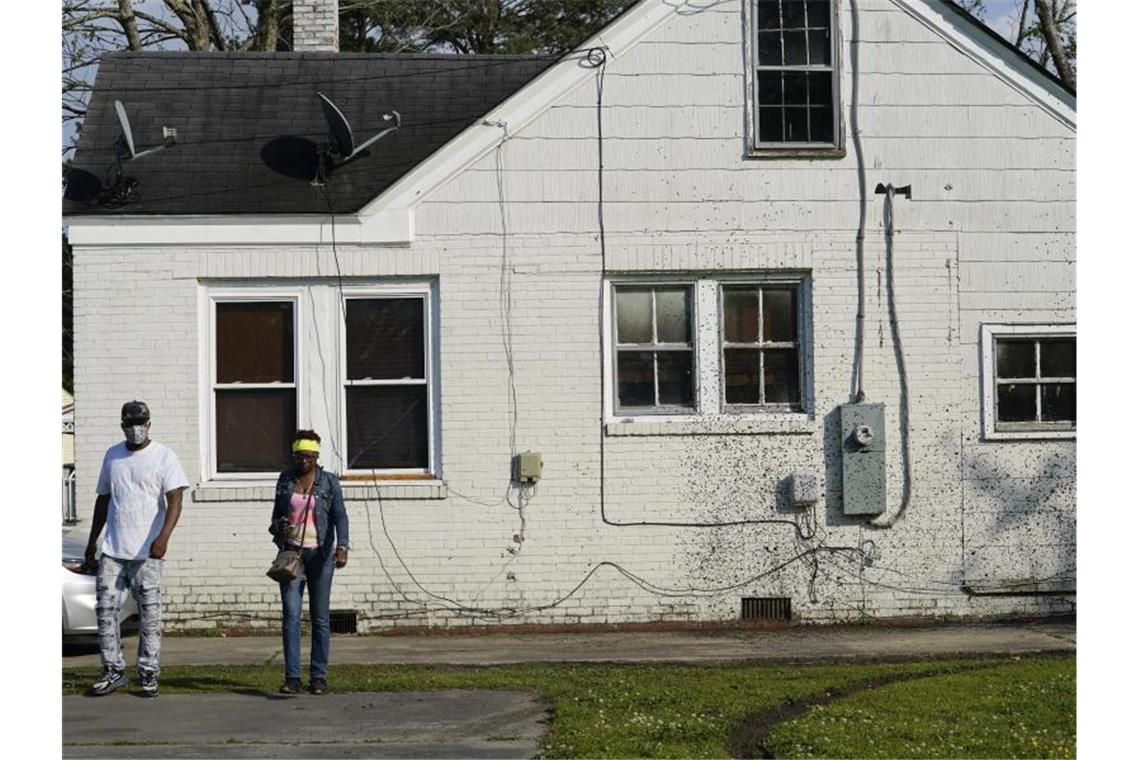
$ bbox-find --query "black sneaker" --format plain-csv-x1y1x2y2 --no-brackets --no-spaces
279,678,303,695
90,669,127,696
308,677,328,695
139,670,159,698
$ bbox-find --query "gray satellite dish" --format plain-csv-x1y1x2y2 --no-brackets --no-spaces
316,92,400,168
114,100,176,160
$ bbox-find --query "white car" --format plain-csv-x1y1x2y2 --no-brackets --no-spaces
62,535,138,638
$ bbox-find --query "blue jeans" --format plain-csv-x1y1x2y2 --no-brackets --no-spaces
279,548,336,680
96,555,164,675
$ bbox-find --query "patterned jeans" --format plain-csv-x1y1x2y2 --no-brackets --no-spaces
96,555,164,675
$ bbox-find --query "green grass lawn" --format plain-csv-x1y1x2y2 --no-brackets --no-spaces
63,654,1074,758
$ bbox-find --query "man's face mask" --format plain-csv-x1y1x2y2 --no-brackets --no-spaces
123,424,149,445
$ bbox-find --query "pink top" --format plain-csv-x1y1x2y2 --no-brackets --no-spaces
285,492,319,549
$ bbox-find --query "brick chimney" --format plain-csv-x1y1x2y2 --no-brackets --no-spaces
293,0,339,52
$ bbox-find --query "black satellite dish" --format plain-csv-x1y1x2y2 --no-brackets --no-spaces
114,100,176,161
314,92,400,183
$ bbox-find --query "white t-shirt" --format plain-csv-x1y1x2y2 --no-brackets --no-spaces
96,441,190,560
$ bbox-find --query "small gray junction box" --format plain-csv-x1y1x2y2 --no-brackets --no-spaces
840,403,886,516
514,451,543,483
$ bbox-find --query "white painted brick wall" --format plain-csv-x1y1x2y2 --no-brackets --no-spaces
70,0,1074,630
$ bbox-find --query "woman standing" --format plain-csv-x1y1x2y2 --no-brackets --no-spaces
269,430,349,695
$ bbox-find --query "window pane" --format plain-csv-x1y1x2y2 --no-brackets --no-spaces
806,0,831,27
655,288,691,344
784,107,809,142
723,288,760,343
346,385,428,469
808,28,831,65
346,298,424,381
784,72,808,105
808,71,832,106
756,30,782,66
1040,338,1075,377
616,289,652,344
763,288,797,342
781,0,806,27
657,351,694,406
617,351,655,407
757,0,781,30
724,349,761,404
783,29,807,65
1041,383,1076,423
764,348,800,404
756,71,783,106
809,106,834,144
997,383,1036,422
996,339,1036,378
216,302,293,383
215,389,296,473
757,107,784,142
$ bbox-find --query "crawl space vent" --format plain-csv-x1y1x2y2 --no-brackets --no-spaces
330,609,358,634
741,597,791,622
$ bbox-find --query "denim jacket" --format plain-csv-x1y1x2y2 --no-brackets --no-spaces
269,467,349,556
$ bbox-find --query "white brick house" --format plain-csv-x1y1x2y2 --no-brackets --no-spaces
65,0,1075,631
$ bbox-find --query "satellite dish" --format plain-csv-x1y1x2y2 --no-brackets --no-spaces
114,99,176,161
315,92,400,172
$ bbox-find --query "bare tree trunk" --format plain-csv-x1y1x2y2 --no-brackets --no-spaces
118,0,143,50
1015,0,1032,47
198,0,228,51
251,0,283,51
1035,0,1076,88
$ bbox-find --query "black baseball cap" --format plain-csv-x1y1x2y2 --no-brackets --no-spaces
121,400,151,424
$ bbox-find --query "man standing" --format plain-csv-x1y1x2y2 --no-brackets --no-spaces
84,401,189,697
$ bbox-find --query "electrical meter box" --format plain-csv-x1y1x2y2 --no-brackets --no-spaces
840,403,886,516
514,451,543,483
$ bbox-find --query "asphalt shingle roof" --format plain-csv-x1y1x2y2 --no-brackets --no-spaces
64,51,557,216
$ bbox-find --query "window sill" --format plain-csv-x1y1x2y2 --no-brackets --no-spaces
193,480,449,502
983,429,1076,442
606,416,814,437
746,146,846,160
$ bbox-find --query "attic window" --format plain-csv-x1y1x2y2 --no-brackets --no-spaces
748,0,842,156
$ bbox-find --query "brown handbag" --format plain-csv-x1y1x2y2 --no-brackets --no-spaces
266,487,313,583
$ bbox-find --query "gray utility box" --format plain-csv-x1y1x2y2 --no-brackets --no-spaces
840,403,886,516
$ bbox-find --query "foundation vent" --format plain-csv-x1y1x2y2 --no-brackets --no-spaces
741,597,791,622
330,609,358,634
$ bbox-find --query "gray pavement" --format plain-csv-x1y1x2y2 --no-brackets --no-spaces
62,620,1075,758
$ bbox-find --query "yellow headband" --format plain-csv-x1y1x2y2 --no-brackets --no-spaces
292,439,320,454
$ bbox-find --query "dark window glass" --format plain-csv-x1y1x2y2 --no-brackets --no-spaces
617,351,656,406
782,0,806,27
215,388,296,472
757,108,784,142
756,71,783,105
616,289,653,344
756,30,782,66
345,386,428,469
763,289,797,342
997,384,1036,422
784,72,808,105
996,340,1036,378
807,0,831,26
757,0,781,30
784,107,809,142
346,298,424,381
656,288,691,344
764,349,800,403
1041,384,1076,422
783,30,807,65
216,302,293,383
723,288,760,343
1040,338,1075,377
657,351,694,406
725,349,761,404
809,107,834,143
808,29,831,65
808,71,831,104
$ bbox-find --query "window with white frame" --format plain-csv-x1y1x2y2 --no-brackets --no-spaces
206,283,438,479
212,300,298,473
613,285,695,413
749,0,840,152
981,325,1075,439
721,284,802,409
343,296,430,471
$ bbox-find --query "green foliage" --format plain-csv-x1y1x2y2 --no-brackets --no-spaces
766,656,1076,759
62,655,1074,759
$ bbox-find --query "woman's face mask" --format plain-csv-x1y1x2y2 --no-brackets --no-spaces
123,424,149,445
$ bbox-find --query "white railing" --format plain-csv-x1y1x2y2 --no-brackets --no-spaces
62,469,77,525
